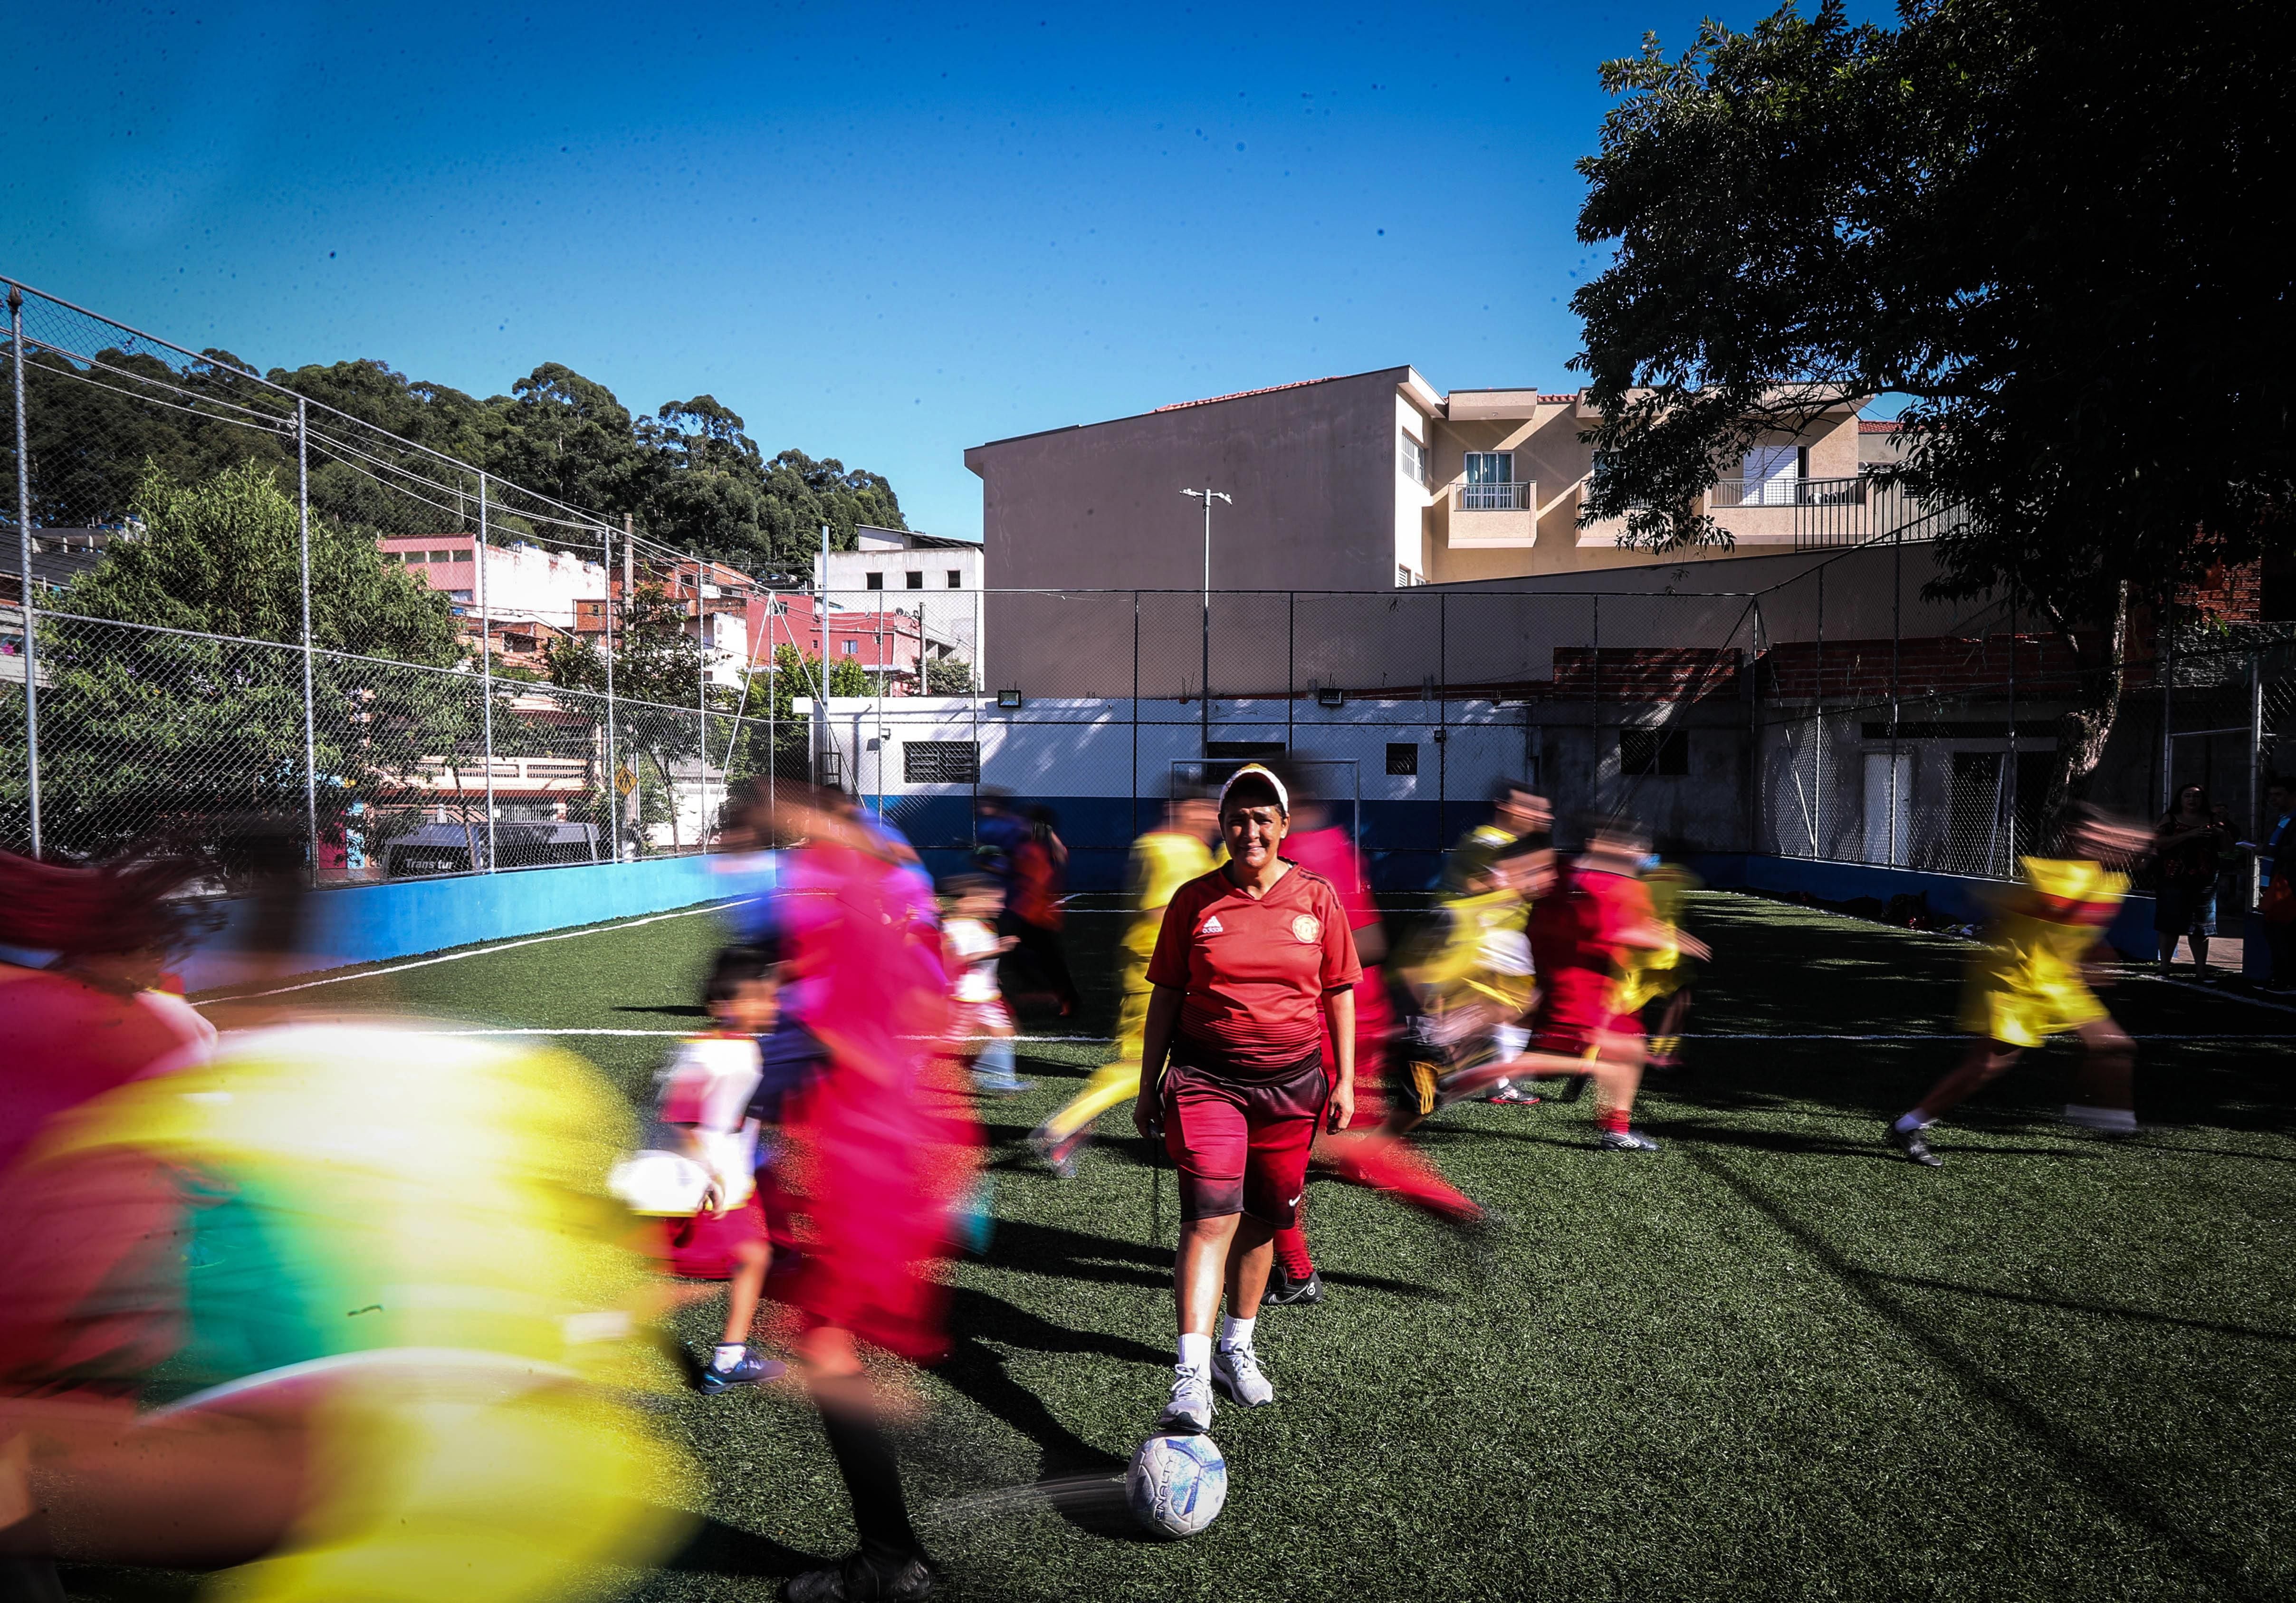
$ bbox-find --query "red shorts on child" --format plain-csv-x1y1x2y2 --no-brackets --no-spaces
660,1192,769,1280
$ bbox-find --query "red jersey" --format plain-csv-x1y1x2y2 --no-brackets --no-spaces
1148,863,1361,1078
1527,866,1655,1040
0,966,215,1176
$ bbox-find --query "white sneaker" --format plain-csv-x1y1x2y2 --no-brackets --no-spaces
1212,1343,1274,1407
1157,1364,1216,1433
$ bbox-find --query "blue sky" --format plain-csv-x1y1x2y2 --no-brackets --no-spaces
7,2,1889,540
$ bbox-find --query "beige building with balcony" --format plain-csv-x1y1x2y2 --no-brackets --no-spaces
965,366,1894,595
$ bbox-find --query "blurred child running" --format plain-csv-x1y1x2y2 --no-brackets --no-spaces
1263,775,1494,1306
1886,804,2151,1166
615,944,790,1394
942,874,1032,1095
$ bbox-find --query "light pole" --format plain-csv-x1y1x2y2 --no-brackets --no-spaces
1182,486,1229,757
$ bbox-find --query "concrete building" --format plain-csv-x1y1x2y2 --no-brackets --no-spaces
379,536,607,629
817,525,982,672
965,368,1886,594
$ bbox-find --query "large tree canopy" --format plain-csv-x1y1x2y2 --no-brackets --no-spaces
1572,0,2296,792
9,346,908,581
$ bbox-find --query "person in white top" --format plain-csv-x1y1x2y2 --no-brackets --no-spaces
942,874,1031,1094
633,945,789,1394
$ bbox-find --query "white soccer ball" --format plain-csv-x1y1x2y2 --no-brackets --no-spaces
1127,1433,1228,1538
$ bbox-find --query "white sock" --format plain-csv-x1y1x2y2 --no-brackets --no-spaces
1218,1315,1255,1352
1177,1332,1212,1372
2065,1103,2136,1132
712,1342,746,1371
1891,1111,1932,1134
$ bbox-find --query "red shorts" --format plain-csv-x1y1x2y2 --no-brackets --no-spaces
660,1193,770,1280
1161,1046,1327,1226
1530,1012,1642,1059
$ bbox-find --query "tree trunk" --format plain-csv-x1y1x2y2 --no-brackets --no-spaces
2042,579,2134,827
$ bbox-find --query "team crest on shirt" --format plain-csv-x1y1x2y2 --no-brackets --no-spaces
1291,914,1321,944
1202,915,1225,934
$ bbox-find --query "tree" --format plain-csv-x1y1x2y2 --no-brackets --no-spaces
924,656,976,696
20,461,473,859
545,583,715,851
1571,0,2296,802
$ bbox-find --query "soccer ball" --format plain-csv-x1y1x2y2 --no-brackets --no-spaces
1127,1433,1228,1538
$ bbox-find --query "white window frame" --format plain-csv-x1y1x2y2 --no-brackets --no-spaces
1399,431,1428,487
1461,452,1518,510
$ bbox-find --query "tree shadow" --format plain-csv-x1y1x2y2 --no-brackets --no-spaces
975,1217,1167,1291
1686,1146,2279,1601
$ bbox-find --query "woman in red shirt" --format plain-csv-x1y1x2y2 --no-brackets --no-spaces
1131,765,1360,1433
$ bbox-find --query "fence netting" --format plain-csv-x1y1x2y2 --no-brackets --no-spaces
10,277,2295,898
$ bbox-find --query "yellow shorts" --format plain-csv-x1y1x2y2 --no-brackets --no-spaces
1114,967,1150,1061
1958,977,2107,1050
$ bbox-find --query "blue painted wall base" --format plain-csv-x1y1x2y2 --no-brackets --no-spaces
180,855,727,994
1685,853,2159,960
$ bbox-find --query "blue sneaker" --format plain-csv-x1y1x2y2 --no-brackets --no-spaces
699,1346,786,1395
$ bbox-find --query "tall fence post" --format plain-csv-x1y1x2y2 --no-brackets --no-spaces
1131,590,1140,846
1814,565,1826,858
478,472,495,872
8,286,37,858
1888,527,1903,866
2250,645,2266,908
296,398,318,883
603,518,620,863
1436,590,1448,850
2159,616,2176,814
2006,589,2019,868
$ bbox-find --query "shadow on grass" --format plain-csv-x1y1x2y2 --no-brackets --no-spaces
657,1516,822,1581
1688,1146,2281,1602
612,1003,709,1019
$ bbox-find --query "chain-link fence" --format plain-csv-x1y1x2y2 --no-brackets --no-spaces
9,276,2291,897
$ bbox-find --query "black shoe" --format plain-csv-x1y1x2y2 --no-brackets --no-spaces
781,1552,938,1603
1885,1120,1943,1167
1554,1073,1592,1104
1263,1265,1325,1306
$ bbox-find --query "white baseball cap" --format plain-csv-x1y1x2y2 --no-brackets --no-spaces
1218,763,1290,816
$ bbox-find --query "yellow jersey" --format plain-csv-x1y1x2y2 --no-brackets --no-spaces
1120,829,1219,966
1960,856,2126,1047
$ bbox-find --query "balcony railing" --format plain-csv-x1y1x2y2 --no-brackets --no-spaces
1710,475,1867,509
1457,480,1530,511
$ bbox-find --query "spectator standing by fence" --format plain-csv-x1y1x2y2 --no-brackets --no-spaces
2153,784,2235,980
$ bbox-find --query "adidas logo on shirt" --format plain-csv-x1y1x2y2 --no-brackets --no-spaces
1201,915,1225,934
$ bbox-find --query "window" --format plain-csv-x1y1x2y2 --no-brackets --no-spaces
1619,727,1689,776
1741,445,1808,505
947,570,962,588
428,550,454,564
1461,452,1518,509
841,638,859,655
904,740,980,783
906,570,924,589
446,548,472,564
865,571,884,589
1396,564,1425,588
382,551,403,564
1386,742,1419,776
1399,432,1428,486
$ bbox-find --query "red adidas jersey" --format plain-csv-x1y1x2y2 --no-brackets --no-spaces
1147,862,1362,1077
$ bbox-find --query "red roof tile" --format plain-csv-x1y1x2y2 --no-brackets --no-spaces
1154,376,1345,412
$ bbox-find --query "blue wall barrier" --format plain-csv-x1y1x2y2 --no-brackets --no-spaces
180,855,727,994
1685,853,2159,960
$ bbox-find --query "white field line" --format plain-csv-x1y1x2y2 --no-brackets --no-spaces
2144,972,2296,1016
195,901,730,1005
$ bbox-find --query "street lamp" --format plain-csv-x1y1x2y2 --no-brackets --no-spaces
1181,486,1229,755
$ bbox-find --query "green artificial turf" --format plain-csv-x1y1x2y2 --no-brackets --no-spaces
67,893,2296,1602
